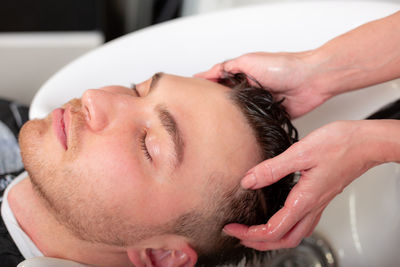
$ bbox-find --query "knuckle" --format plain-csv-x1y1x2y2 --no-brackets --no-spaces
303,192,318,206
260,161,273,177
237,53,255,64
293,145,312,164
215,62,225,72
286,192,315,216
223,60,236,72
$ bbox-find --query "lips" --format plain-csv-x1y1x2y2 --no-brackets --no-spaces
52,108,68,150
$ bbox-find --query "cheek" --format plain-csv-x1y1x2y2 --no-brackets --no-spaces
64,144,143,222
74,138,140,186
66,135,202,225
77,130,131,165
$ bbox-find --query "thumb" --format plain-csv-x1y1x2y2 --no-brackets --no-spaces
241,144,307,189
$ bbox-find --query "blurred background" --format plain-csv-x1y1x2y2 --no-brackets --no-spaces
1,0,399,105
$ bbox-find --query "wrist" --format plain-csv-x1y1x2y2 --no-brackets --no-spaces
306,43,378,99
297,49,337,103
358,120,400,166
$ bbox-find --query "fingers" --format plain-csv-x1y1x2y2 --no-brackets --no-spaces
223,223,268,242
240,212,316,251
228,206,326,251
241,143,310,189
305,212,322,237
194,58,244,80
223,182,323,243
223,196,305,242
194,62,224,80
263,183,328,241
262,205,301,241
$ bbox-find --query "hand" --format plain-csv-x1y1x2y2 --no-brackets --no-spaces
223,120,380,250
195,52,330,118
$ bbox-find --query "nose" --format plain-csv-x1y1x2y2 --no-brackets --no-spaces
81,89,113,132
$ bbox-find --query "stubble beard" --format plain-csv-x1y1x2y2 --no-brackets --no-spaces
18,101,155,247
18,101,100,243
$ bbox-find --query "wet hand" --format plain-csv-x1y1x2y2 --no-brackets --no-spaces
223,121,379,250
195,52,330,118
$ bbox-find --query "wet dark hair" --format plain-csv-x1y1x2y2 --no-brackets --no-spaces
173,72,298,266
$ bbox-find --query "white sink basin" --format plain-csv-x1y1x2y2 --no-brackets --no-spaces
30,1,400,266
294,71,400,267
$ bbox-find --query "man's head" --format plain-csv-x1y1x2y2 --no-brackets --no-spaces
19,72,297,266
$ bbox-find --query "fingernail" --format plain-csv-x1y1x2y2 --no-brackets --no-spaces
241,172,257,189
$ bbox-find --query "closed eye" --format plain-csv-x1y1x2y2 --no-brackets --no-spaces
140,130,152,161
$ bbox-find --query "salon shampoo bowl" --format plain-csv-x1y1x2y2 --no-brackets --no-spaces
23,1,400,266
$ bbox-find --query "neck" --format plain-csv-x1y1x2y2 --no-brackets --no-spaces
7,177,133,267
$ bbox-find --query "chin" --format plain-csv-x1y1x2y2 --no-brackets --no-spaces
19,118,50,178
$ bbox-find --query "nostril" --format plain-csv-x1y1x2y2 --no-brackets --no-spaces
81,89,97,122
80,89,109,132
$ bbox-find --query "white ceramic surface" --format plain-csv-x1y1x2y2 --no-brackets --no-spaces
30,1,400,266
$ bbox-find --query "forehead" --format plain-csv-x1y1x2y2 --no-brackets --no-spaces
158,74,261,190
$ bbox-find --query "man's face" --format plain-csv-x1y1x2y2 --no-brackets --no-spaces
19,73,261,245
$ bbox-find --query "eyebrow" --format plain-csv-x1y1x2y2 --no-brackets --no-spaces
149,73,185,168
156,104,185,168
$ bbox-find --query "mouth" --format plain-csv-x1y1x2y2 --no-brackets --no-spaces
52,108,68,150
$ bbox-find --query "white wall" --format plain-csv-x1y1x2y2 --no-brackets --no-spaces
0,32,103,105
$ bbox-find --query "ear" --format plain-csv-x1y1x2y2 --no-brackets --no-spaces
127,237,197,267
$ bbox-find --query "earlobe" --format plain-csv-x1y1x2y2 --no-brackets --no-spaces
127,244,197,267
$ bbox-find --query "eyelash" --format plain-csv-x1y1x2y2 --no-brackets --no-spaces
132,84,151,161
140,131,152,161
131,83,140,96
